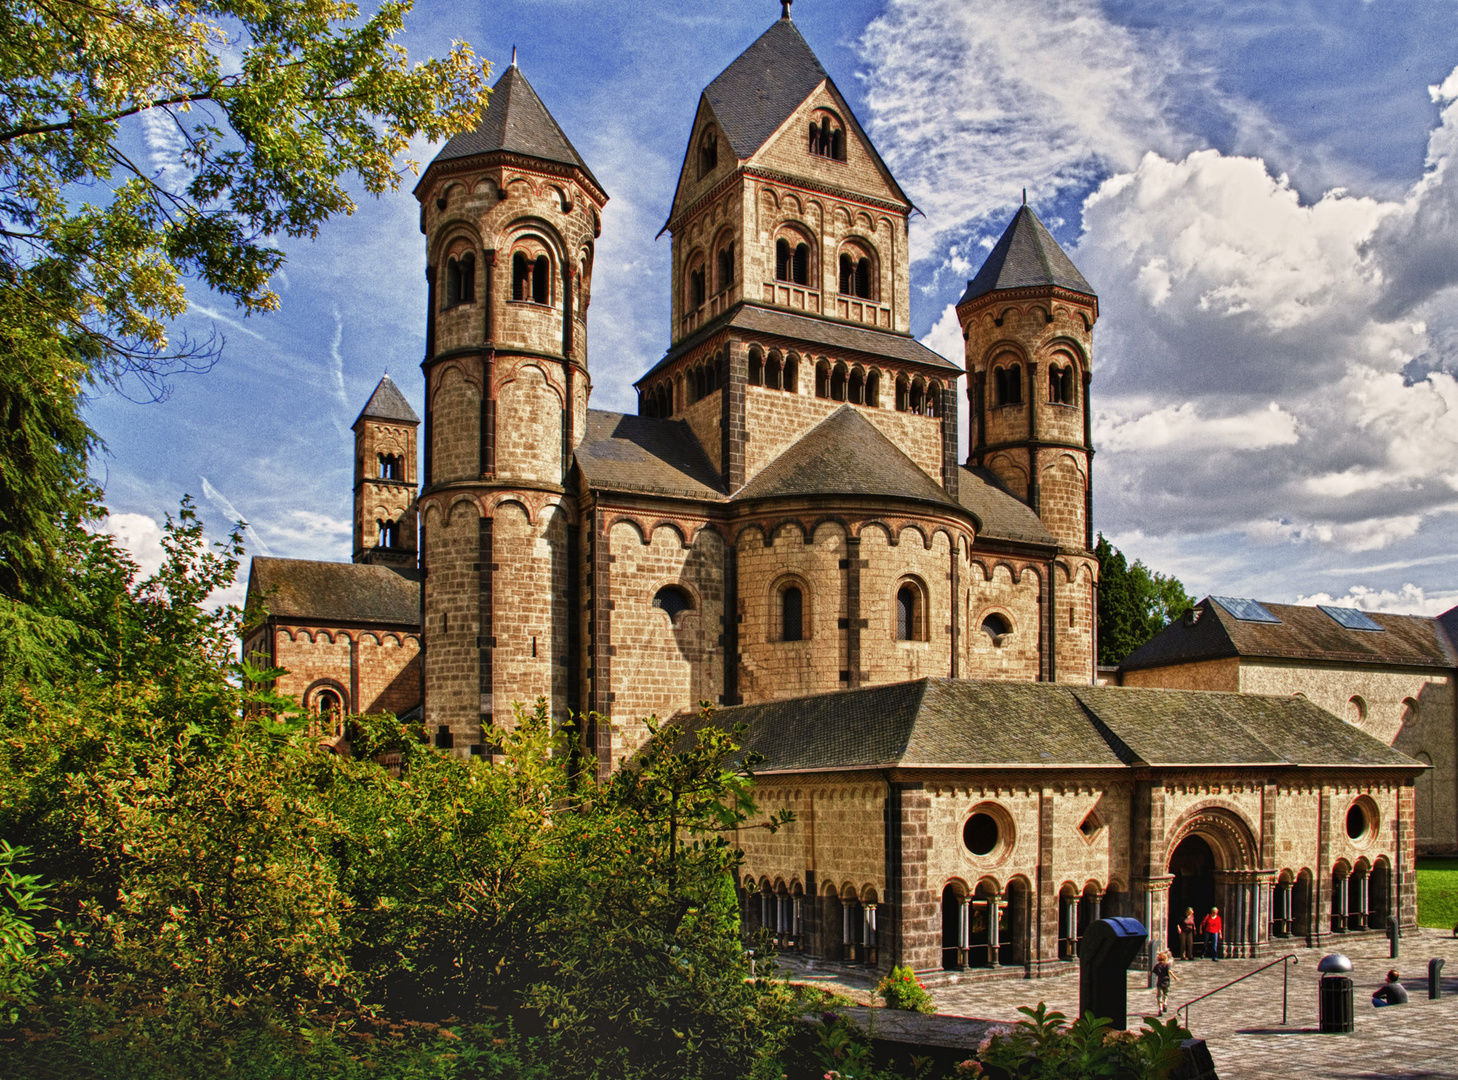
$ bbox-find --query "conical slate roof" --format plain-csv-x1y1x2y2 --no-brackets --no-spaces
354,374,419,427
703,17,829,161
733,406,959,508
428,64,601,191
957,205,1094,306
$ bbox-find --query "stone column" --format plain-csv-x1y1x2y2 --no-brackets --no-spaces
1091,891,1103,922
958,896,971,969
865,904,879,966
989,894,1004,968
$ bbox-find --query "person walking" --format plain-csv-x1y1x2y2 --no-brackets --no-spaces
1178,907,1197,960
1200,906,1222,961
1153,949,1178,1015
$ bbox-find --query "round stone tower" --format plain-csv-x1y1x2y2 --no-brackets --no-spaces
957,204,1099,681
415,59,607,755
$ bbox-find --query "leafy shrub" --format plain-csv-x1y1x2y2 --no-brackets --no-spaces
876,966,936,1013
969,1003,1190,1080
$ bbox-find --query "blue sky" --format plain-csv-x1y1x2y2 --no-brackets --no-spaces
93,0,1458,616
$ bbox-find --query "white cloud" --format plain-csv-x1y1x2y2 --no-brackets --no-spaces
200,476,272,556
1295,583,1458,617
1096,400,1298,453
100,512,169,579
918,302,964,366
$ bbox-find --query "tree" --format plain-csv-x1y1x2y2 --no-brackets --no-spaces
1094,534,1193,667
0,0,491,599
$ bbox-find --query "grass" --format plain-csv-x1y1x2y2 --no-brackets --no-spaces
1416,857,1458,928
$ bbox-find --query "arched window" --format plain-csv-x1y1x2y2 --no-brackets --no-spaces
896,583,923,641
1049,363,1076,405
994,364,1023,406
809,111,845,161
981,612,1011,645
699,127,718,176
457,252,475,303
909,379,925,415
689,265,706,309
781,585,803,642
717,242,735,292
776,238,792,282
848,368,865,405
765,352,782,391
925,380,942,418
865,370,880,407
314,688,342,718
783,355,798,393
830,362,847,401
532,255,549,304
378,454,400,480
748,349,763,386
815,360,830,399
653,585,693,622
658,385,672,417
378,520,397,548
895,374,909,412
839,250,872,298
792,242,809,286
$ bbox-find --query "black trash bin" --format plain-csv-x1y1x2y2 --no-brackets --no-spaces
1317,953,1354,1034
1079,917,1148,1031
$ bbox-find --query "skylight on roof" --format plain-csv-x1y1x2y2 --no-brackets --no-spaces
1319,605,1384,632
1210,596,1282,624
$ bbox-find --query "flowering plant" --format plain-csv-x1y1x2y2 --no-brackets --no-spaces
974,1003,1191,1080
875,965,936,1013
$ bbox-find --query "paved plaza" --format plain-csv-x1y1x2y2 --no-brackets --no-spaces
780,928,1458,1079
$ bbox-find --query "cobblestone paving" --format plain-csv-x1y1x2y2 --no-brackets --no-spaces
779,929,1458,1079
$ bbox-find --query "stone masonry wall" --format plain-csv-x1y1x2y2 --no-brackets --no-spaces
1121,658,1241,693
607,522,727,764
490,501,570,726
430,362,481,485
495,362,564,487
736,521,847,703
964,561,1042,681
422,498,481,752
859,525,955,684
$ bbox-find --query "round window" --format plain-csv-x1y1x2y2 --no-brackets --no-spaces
1346,803,1369,841
964,813,1000,857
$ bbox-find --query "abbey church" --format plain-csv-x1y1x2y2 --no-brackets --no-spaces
246,11,1456,978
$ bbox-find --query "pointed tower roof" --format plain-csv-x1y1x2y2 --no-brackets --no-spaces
957,205,1095,307
424,62,602,193
704,17,828,161
354,374,419,428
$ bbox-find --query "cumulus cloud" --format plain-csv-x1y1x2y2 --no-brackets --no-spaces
1096,400,1298,453
100,512,169,579
1296,583,1458,617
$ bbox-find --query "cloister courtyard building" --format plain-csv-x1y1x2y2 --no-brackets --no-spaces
243,9,1452,976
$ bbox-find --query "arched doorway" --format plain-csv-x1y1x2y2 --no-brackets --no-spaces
941,882,967,970
1168,835,1217,954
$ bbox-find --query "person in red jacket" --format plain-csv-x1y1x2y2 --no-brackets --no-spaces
1200,907,1223,961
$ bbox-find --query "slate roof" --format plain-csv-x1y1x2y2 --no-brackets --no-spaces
687,678,1419,773
958,205,1095,307
956,465,1057,547
703,17,830,162
354,375,419,427
574,410,727,501
1119,598,1458,673
638,303,961,385
426,64,602,192
733,407,962,509
247,558,421,626
1440,604,1458,654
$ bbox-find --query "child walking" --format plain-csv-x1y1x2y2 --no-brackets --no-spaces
1153,949,1178,1015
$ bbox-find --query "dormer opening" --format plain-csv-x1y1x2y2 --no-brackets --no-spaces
698,126,719,177
808,110,845,161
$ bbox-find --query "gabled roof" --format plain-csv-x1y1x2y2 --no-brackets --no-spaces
354,375,419,427
574,410,727,501
958,205,1095,307
734,406,959,509
637,303,961,385
425,63,602,192
703,17,829,162
686,678,1420,773
1119,597,1458,673
247,558,421,627
956,465,1057,548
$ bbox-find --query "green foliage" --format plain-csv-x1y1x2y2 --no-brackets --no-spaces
0,0,492,599
971,1004,1191,1080
0,843,49,1024
0,508,803,1080
875,965,936,1013
1094,535,1193,667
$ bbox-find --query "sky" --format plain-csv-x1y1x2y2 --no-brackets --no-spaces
91,0,1458,617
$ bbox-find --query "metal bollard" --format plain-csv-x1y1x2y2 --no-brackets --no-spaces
1388,916,1400,960
1429,957,1445,1000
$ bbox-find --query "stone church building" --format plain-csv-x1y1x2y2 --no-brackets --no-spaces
244,11,1449,977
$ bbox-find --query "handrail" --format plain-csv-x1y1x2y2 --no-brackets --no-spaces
1176,953,1301,1029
